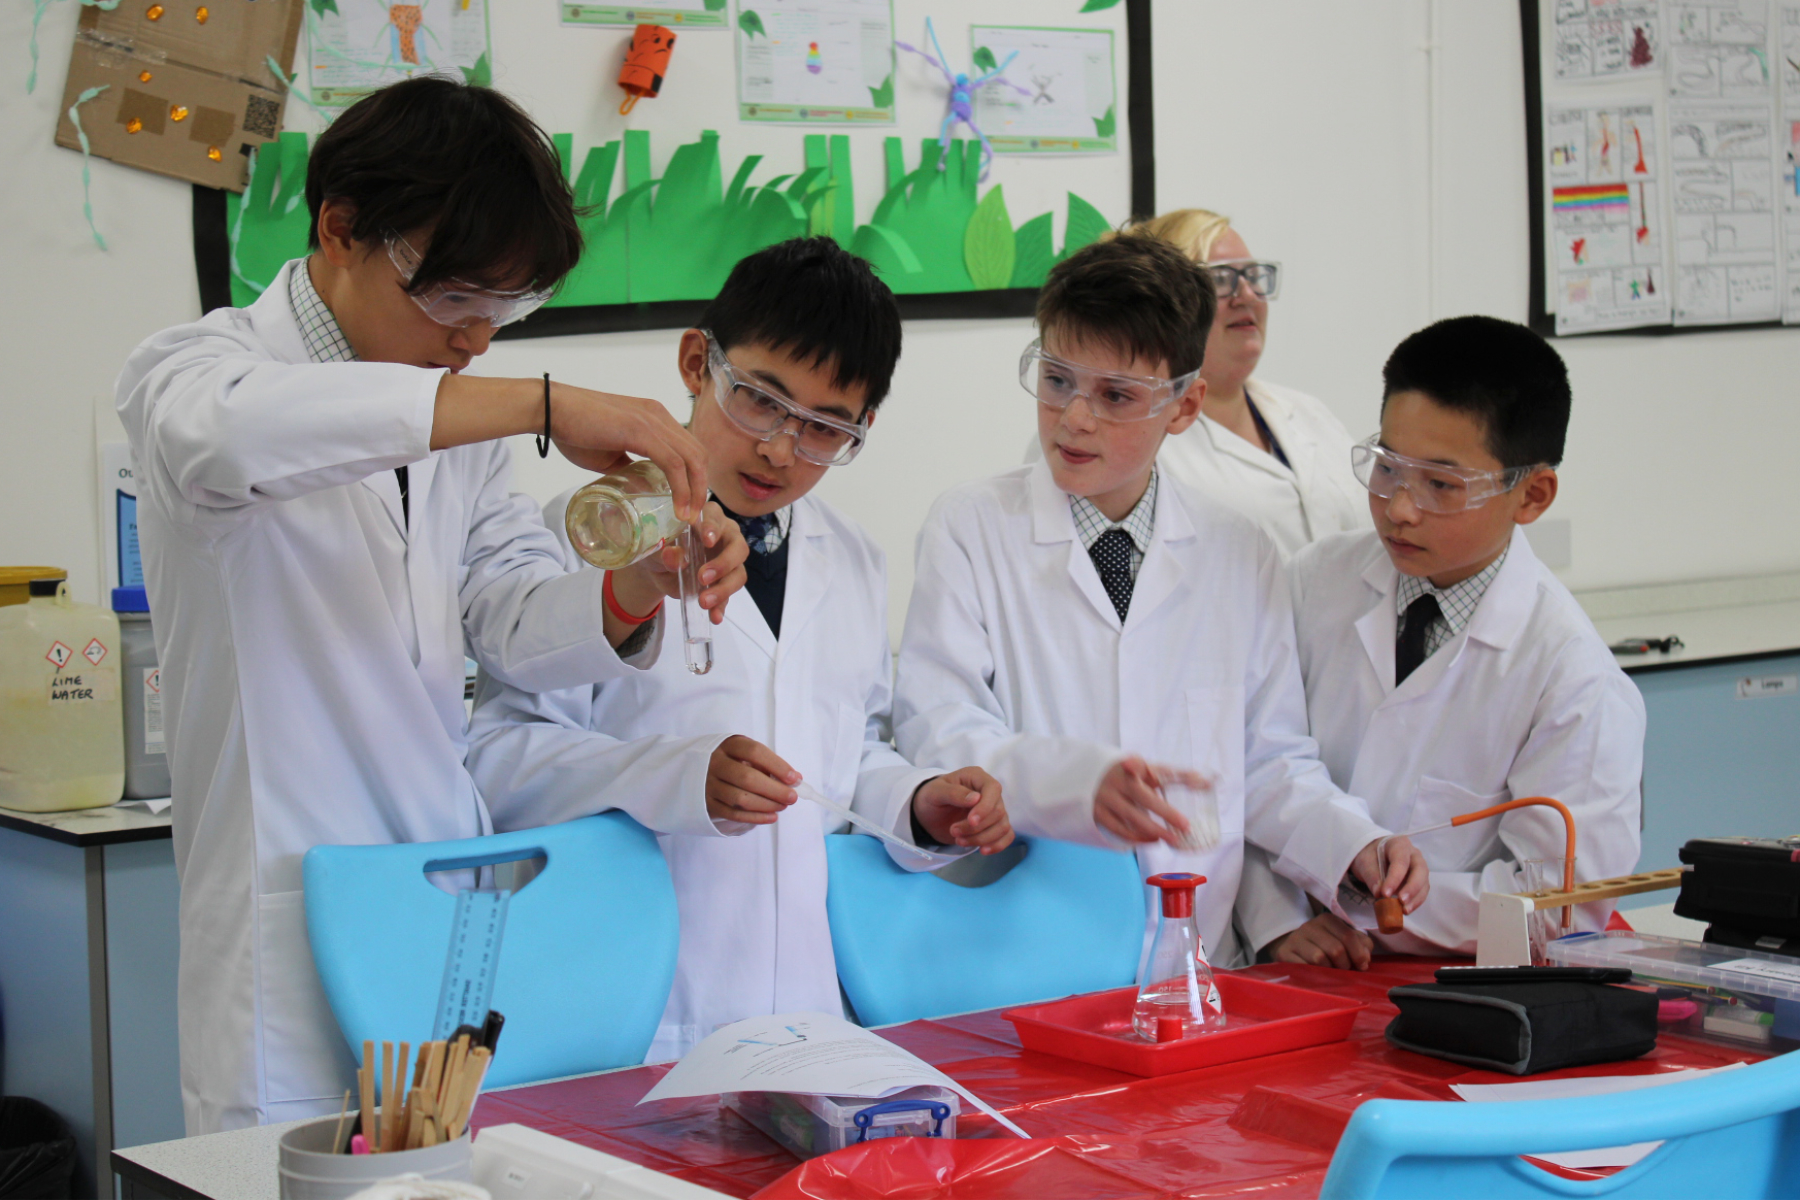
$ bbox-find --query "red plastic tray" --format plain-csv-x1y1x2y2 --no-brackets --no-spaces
1003,975,1365,1077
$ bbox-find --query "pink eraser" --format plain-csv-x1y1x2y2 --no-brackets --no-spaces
351,1134,369,1155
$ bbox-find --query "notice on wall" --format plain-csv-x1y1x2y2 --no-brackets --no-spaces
1669,98,1781,322
970,26,1118,155
309,0,494,108
1548,103,1673,332
1779,4,1800,319
736,0,896,123
561,2,728,28
98,442,141,594
1553,0,1662,82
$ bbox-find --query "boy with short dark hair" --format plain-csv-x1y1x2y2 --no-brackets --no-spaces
118,76,750,1133
892,235,1427,968
468,238,1011,1061
1257,316,1643,965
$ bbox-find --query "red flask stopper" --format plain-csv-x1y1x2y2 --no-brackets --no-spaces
1155,1015,1185,1043
1146,872,1207,918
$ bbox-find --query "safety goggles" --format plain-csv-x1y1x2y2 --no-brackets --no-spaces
386,236,555,329
1019,339,1201,424
1203,259,1281,300
704,334,868,466
1351,436,1536,514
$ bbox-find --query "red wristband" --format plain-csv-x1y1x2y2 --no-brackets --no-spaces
603,570,662,626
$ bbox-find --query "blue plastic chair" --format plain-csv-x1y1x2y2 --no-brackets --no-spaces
1320,1049,1800,1199
303,812,679,1088
825,833,1144,1026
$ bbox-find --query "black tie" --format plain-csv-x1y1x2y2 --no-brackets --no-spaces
1395,592,1442,685
1089,528,1135,622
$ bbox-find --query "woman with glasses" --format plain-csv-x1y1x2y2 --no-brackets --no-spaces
1123,209,1368,558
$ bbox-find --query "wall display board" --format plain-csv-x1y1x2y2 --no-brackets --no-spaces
1525,0,1800,334
194,0,1153,335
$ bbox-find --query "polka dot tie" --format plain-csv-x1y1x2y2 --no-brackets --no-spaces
1088,527,1135,622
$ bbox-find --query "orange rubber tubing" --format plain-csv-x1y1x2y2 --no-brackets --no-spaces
1450,797,1577,929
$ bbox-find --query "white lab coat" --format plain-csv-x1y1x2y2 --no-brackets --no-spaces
117,261,647,1134
1263,527,1645,955
1157,380,1370,559
892,463,1388,967
465,487,942,1063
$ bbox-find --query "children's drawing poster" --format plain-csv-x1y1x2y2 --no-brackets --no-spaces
562,2,728,28
1548,104,1672,332
735,0,897,123
1669,99,1781,322
969,26,1117,154
308,0,494,108
1554,0,1662,82
1780,3,1800,320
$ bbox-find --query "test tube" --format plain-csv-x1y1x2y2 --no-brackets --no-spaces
677,524,713,675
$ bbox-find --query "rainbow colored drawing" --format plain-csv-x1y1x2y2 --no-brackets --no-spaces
1553,184,1630,214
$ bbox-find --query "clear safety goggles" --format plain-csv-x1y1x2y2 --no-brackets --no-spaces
1351,436,1535,514
1019,339,1201,424
704,334,868,466
386,236,555,329
1203,259,1282,300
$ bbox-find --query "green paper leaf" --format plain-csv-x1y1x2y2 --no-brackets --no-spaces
851,223,922,279
973,46,997,73
739,9,765,38
1093,103,1115,140
1009,212,1054,287
1079,0,1122,10
868,71,894,109
1059,192,1112,260
703,0,726,9
964,185,1016,290
308,0,338,16
460,51,491,88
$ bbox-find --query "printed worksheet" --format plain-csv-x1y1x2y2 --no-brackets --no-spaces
310,0,493,107
1554,0,1662,81
1666,0,1772,97
1547,103,1672,332
736,0,896,123
970,26,1118,154
1779,4,1800,321
1669,98,1782,322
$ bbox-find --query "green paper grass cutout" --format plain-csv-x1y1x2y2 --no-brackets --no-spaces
1093,103,1115,139
1079,0,1121,10
739,9,765,38
309,0,338,15
973,46,998,73
703,0,726,9
221,129,1116,310
461,52,491,87
868,71,894,109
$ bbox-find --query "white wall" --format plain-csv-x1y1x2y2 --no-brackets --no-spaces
4,0,1798,636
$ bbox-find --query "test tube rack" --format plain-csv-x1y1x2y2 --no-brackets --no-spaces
1475,867,1686,966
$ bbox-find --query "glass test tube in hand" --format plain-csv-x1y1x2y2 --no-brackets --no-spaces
676,523,712,675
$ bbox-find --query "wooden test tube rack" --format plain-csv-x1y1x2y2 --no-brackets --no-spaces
1475,867,1685,966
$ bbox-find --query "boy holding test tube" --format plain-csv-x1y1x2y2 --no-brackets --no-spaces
1252,317,1643,965
892,235,1428,968
468,239,1010,1061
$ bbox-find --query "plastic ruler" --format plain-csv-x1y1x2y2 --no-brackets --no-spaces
433,888,512,1041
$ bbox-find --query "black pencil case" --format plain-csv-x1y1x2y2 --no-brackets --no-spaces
1385,980,1658,1075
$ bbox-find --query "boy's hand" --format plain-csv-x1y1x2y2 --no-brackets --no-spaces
1350,835,1429,912
706,736,800,825
1266,913,1373,971
550,384,710,522
608,502,750,624
1094,756,1191,846
912,768,1014,854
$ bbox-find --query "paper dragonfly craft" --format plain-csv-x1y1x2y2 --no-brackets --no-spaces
896,18,1031,182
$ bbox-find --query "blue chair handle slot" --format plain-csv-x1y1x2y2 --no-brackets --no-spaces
422,847,548,874
852,1099,951,1142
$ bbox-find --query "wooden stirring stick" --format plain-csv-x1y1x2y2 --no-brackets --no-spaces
331,1089,353,1155
384,1042,411,1152
359,1042,376,1154
446,1046,492,1140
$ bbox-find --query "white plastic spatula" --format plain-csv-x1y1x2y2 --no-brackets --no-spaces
794,782,961,867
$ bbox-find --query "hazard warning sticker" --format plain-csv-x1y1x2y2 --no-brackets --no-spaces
46,641,72,669
83,639,108,666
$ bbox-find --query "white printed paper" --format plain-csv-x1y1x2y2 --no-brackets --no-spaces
1549,103,1672,332
97,442,140,594
1451,1064,1744,1169
1667,0,1772,98
639,1011,1029,1138
1779,5,1800,320
1670,99,1781,322
309,0,494,109
736,0,896,123
970,26,1118,154
1554,0,1663,82
1712,955,1800,984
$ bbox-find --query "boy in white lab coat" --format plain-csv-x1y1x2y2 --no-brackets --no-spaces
467,238,1012,1062
1254,317,1644,965
118,78,750,1133
892,235,1427,969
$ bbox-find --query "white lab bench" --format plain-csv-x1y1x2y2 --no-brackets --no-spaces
0,803,182,1198
1576,572,1800,903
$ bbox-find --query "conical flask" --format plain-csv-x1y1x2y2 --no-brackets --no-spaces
1133,872,1227,1041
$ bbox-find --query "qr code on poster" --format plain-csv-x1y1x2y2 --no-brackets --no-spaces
242,93,280,139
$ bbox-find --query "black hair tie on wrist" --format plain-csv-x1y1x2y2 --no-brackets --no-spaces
537,373,551,459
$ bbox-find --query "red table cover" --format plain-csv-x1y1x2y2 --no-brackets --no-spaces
467,959,1765,1198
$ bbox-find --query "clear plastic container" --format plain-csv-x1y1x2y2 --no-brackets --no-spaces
0,577,124,811
723,1087,958,1159
113,587,170,800
1546,930,1800,1049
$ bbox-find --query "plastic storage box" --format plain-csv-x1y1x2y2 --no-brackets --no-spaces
1546,930,1800,1050
723,1086,958,1159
